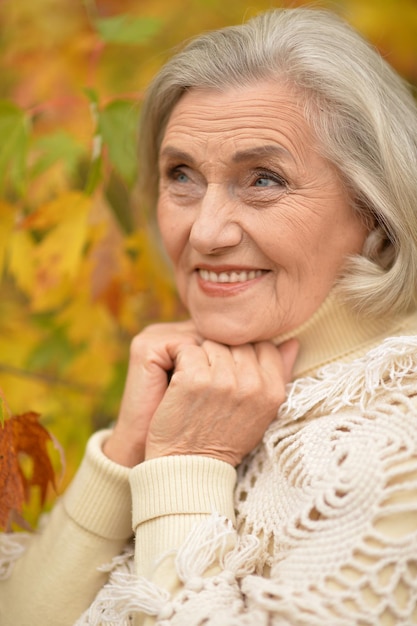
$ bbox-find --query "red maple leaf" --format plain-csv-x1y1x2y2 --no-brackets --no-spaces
0,412,57,530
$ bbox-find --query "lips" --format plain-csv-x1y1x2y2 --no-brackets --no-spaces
194,267,268,297
198,268,264,283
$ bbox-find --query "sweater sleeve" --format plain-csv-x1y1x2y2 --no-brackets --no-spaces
0,430,133,626
131,455,237,575
129,455,237,621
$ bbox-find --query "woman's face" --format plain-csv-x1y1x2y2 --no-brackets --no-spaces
157,81,368,345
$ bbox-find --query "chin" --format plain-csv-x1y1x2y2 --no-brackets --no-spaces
194,318,262,346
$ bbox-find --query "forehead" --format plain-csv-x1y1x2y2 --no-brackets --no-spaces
160,80,317,160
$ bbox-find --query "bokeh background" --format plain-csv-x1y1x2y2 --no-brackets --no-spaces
1,0,417,524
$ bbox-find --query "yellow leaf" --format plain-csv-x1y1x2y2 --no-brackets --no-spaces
0,202,17,279
21,190,87,230
8,228,36,294
65,345,114,388
58,294,116,344
0,292,41,366
32,192,91,287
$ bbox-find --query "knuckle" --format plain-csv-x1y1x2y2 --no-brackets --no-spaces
179,364,210,391
130,334,146,358
129,331,160,364
239,372,263,396
214,372,238,395
268,385,287,408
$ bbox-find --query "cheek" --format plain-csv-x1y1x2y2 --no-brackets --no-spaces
256,212,314,266
322,208,369,262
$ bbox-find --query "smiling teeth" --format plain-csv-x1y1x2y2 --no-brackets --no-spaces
198,269,263,283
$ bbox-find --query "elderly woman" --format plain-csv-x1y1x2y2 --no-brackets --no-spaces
2,7,417,626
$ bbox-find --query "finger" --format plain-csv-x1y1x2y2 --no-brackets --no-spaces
165,333,202,364
172,344,210,378
252,339,298,383
228,342,259,365
276,338,299,383
201,339,236,368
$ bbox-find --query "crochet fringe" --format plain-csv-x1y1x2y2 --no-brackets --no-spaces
174,513,235,583
83,573,171,624
280,335,417,421
0,532,30,580
174,512,258,584
76,514,261,625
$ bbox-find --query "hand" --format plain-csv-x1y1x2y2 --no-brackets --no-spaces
103,321,201,466
145,338,298,467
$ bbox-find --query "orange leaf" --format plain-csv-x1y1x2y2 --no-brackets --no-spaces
0,412,57,530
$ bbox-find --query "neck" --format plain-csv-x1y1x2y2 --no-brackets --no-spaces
274,291,417,379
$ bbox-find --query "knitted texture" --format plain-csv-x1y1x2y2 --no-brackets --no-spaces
74,336,417,625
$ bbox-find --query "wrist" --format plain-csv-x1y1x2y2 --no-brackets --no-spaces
103,430,145,467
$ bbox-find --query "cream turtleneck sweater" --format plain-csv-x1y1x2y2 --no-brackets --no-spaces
1,294,417,626
275,290,417,378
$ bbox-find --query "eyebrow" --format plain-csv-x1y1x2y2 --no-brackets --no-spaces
159,147,196,164
232,145,293,163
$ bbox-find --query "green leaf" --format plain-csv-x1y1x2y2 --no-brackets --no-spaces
0,101,29,195
31,132,85,179
83,87,99,107
27,326,77,376
105,170,134,233
85,153,102,195
83,88,103,194
95,15,161,45
99,100,139,186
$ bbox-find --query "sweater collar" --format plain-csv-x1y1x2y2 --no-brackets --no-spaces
274,291,417,379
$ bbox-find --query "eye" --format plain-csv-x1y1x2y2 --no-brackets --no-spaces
252,169,287,188
167,166,190,183
254,177,275,187
174,168,189,183
160,162,205,202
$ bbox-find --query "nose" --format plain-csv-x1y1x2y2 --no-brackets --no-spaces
189,183,243,254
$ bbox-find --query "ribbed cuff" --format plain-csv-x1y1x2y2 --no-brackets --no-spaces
63,430,133,540
130,455,237,530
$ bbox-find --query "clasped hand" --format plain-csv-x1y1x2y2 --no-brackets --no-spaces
104,321,298,467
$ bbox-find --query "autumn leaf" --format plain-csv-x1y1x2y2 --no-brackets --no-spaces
99,100,140,187
0,101,29,195
30,131,85,180
0,201,16,280
7,228,36,294
94,15,161,45
0,412,57,531
10,192,92,309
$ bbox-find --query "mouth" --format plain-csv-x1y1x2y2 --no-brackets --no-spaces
197,268,266,283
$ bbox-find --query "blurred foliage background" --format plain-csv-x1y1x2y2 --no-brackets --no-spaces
1,0,417,525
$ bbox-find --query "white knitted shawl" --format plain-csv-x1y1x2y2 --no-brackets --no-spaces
2,336,417,625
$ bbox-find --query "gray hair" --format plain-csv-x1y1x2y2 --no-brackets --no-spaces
138,8,417,317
